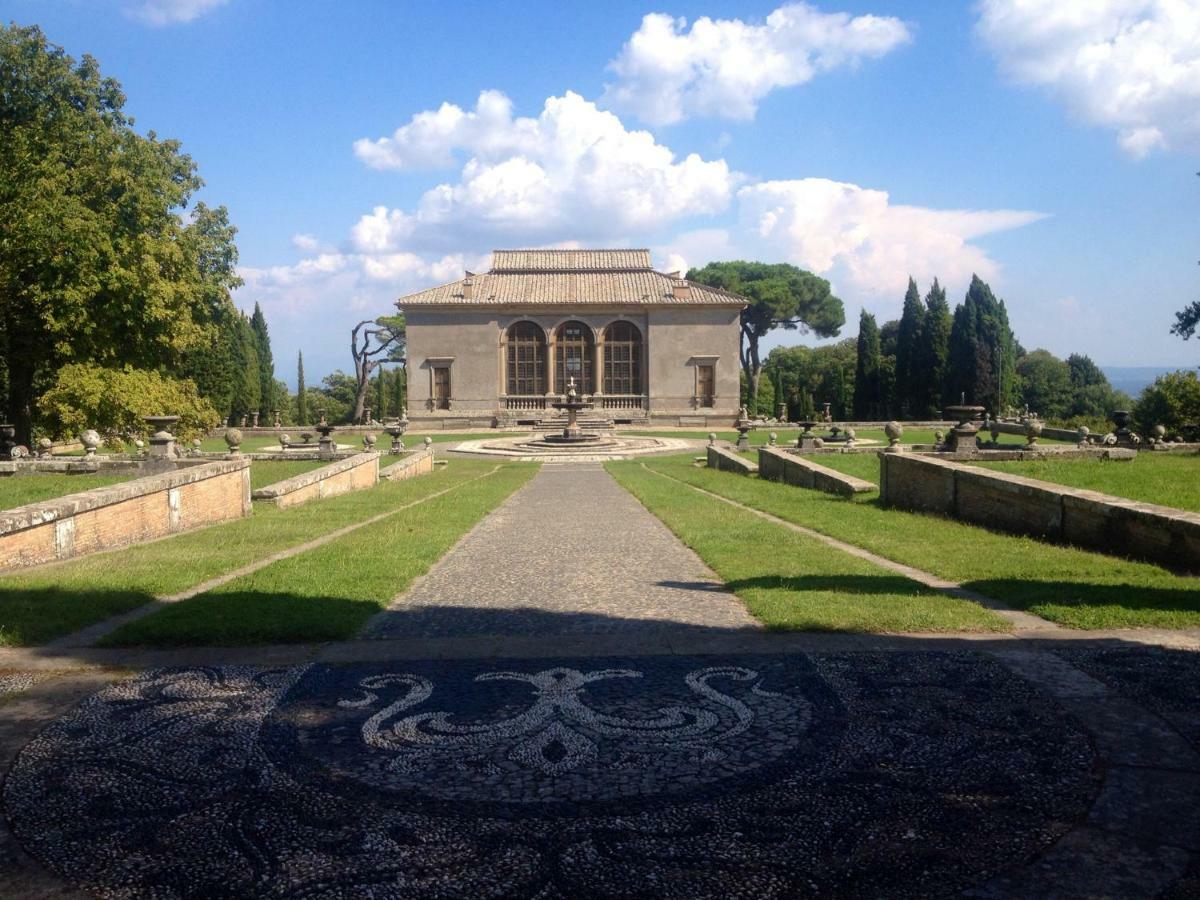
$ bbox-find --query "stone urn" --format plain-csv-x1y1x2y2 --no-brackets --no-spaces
80,429,102,457
279,433,292,449
1111,410,1138,446
224,428,243,455
384,418,407,454
36,437,53,459
884,420,904,452
144,415,180,459
796,420,821,450
943,405,986,453
1025,419,1043,447
301,432,313,444
315,419,336,457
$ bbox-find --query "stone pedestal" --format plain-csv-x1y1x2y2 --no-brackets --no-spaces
144,415,180,460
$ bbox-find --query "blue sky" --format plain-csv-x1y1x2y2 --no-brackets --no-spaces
6,0,1199,383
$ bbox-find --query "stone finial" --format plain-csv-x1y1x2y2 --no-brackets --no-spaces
768,432,777,446
423,436,433,450
708,432,717,446
1025,419,1043,447
363,433,377,450
884,421,904,452
36,437,53,458
80,429,101,457
845,427,857,448
191,438,202,456
279,433,291,448
224,428,243,456
1077,425,1090,447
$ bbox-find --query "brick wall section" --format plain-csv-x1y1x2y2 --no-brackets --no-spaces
379,449,434,482
0,459,250,571
758,446,876,497
252,452,380,509
880,452,1200,571
707,444,758,475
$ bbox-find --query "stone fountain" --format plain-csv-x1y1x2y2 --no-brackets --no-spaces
542,378,600,445
942,404,986,453
143,415,180,459
315,408,336,457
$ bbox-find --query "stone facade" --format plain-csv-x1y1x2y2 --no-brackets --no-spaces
0,459,251,571
398,250,745,428
879,452,1200,571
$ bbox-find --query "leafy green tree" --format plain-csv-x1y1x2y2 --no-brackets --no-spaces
350,315,405,423
249,302,276,418
1017,349,1073,419
763,339,856,421
895,278,926,416
853,311,882,419
296,352,308,425
946,275,1018,412
310,371,357,424
38,363,218,445
915,279,952,416
1063,353,1122,420
686,261,844,407
1134,370,1200,434
0,25,237,444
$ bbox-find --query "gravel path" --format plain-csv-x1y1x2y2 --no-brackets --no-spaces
364,463,760,638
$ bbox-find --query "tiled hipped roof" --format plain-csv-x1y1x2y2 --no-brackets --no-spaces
395,249,747,308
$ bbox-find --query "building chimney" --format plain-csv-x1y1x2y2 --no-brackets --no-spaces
462,273,474,300
671,278,689,301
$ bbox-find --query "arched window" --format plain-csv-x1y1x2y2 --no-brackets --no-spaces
554,320,594,393
603,321,642,395
505,321,546,395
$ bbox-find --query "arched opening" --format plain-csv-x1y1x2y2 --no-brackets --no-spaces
505,321,546,396
554,320,594,393
603,321,642,395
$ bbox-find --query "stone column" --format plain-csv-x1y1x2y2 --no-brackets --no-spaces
593,341,604,399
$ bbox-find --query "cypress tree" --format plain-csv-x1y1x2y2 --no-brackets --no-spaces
392,365,405,415
375,366,387,420
296,351,308,425
917,279,952,416
853,310,881,419
946,275,1018,413
249,302,275,418
229,313,261,422
895,278,925,417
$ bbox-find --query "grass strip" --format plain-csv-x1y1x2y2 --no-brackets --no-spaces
619,428,1065,448
0,473,136,511
608,462,1007,634
630,455,1200,630
0,459,505,646
103,464,537,646
973,453,1200,513
249,459,330,491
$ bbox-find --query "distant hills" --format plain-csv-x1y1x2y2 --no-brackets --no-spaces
1102,365,1195,397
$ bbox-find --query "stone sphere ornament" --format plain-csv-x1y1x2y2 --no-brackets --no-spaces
224,428,243,455
191,438,202,455
423,436,433,450
36,437,53,458
1025,419,1043,447
80,429,101,457
884,421,903,447
768,432,777,446
708,432,717,446
363,433,377,450
279,434,292,448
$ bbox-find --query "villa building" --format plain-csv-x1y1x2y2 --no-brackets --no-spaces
397,249,746,428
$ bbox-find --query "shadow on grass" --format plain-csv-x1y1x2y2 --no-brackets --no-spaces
965,579,1200,615
0,587,156,647
723,574,935,597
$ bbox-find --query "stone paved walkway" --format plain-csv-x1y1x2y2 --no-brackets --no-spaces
364,464,759,639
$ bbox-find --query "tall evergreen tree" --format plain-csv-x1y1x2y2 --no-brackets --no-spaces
296,351,308,425
249,302,275,418
392,365,406,416
946,275,1018,412
895,278,926,416
374,366,387,420
228,313,261,421
853,311,882,419
915,279,952,416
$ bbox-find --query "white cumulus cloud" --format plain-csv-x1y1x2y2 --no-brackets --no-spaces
603,3,911,126
977,0,1200,157
351,90,737,249
127,0,230,26
732,178,1046,297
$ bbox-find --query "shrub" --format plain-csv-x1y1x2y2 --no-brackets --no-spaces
1133,369,1200,436
38,364,220,445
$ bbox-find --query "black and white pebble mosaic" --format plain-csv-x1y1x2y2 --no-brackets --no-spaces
4,652,1098,897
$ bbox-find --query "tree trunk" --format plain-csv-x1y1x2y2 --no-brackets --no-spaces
740,324,762,409
7,360,35,448
352,360,373,424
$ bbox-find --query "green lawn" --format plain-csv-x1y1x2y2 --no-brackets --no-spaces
103,463,536,646
973,453,1200,513
632,454,1200,630
0,459,507,646
620,427,1060,448
199,435,285,453
0,472,135,511
249,459,330,491
608,462,1007,633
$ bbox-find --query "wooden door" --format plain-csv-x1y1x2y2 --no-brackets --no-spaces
697,364,715,407
433,366,451,410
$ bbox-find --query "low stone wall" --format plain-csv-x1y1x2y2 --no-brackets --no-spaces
0,459,251,571
758,447,876,497
251,452,380,508
707,444,758,475
879,452,1200,570
379,449,434,482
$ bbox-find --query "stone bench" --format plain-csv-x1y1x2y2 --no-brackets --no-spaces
758,446,876,497
707,444,758,475
251,452,379,508
879,452,1200,571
